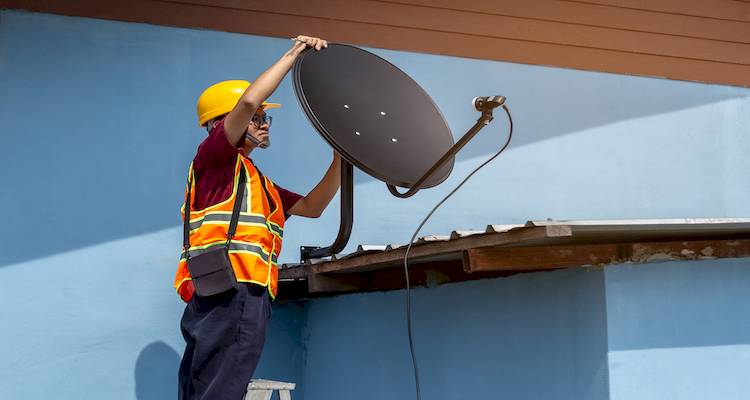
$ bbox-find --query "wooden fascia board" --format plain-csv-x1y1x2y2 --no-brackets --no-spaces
279,225,572,279
280,237,750,298
465,238,750,273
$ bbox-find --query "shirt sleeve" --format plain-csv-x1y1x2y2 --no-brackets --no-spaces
194,120,242,168
275,184,303,219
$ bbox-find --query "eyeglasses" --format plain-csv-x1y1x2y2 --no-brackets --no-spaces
251,114,273,128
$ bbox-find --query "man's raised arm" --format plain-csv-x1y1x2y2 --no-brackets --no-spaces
223,35,328,146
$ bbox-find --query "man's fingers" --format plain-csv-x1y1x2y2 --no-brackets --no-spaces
310,37,321,50
293,35,328,51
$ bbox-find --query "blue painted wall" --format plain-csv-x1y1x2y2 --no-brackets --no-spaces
303,268,609,400
1,9,749,400
605,259,750,400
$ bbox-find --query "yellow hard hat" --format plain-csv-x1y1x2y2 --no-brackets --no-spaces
196,80,281,126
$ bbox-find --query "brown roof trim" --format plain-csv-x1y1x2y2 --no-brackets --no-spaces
3,0,750,87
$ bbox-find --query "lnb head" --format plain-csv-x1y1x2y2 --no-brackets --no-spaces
472,95,506,111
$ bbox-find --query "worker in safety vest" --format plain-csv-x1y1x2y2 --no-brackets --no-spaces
175,35,336,400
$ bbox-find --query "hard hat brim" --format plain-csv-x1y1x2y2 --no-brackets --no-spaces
198,101,282,126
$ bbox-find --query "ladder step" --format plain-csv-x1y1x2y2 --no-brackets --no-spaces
248,379,296,390
245,379,296,400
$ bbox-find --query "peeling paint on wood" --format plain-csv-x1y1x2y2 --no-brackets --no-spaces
466,239,750,273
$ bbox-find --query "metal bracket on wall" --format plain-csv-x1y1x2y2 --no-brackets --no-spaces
300,159,354,262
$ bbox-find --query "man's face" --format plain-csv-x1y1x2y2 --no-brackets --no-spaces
245,110,271,149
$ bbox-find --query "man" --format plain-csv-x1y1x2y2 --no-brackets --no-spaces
175,35,337,400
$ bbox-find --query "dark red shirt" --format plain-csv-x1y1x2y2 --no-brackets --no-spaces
192,120,302,216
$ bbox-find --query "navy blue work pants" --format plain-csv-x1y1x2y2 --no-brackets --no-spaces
178,283,271,400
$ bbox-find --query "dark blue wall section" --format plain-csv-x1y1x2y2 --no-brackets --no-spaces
302,269,609,400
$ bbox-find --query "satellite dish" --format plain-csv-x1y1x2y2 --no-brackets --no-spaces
293,44,506,261
294,44,454,189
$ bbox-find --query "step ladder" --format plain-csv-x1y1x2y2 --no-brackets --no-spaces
244,379,296,400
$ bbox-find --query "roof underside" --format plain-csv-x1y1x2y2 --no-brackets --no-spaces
277,218,750,301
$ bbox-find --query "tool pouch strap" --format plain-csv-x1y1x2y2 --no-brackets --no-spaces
182,164,246,297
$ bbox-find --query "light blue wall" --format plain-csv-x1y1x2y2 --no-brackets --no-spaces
0,228,306,399
1,9,749,400
0,10,310,399
605,259,750,400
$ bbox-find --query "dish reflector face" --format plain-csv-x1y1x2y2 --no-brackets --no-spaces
293,44,454,188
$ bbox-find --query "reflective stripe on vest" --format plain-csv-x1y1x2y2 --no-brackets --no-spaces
179,240,279,265
174,155,287,301
189,212,284,238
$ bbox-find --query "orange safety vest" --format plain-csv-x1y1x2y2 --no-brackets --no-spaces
174,154,286,302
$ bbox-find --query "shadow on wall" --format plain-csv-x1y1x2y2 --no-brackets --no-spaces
606,259,750,350
135,341,181,400
1,10,747,269
375,46,749,161
301,267,610,400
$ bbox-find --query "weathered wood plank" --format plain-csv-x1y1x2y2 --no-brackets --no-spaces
305,225,571,275
466,239,750,272
281,236,750,298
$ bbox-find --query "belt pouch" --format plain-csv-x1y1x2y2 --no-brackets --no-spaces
186,246,239,297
